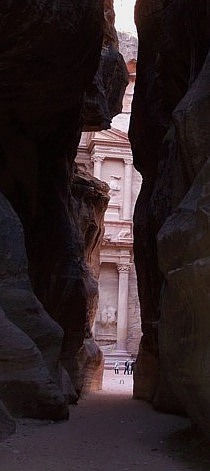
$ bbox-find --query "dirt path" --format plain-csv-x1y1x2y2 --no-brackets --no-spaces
0,370,209,471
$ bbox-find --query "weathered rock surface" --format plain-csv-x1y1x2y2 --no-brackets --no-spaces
130,0,210,436
0,305,68,420
130,0,170,403
74,337,104,396
0,400,16,442
0,192,68,420
83,0,129,131
0,0,104,438
0,0,128,439
0,194,64,384
70,170,109,395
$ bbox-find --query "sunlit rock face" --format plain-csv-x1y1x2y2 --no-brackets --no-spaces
60,168,109,396
130,0,210,436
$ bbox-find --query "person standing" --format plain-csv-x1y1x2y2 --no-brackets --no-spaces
124,359,129,375
130,359,135,374
114,360,119,374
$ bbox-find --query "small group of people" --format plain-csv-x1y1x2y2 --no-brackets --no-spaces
114,359,135,375
124,359,135,375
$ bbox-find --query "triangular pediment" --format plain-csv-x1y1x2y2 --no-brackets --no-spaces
79,128,130,153
94,127,129,143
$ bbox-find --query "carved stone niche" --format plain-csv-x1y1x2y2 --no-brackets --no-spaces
96,303,117,345
100,304,117,327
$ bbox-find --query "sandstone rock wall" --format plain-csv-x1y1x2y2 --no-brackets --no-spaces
130,0,210,437
66,169,109,395
0,193,68,421
0,0,127,440
83,0,128,131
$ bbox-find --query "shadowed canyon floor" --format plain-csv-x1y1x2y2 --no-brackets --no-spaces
1,370,210,471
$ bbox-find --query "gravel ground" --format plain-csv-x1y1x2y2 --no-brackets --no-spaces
0,370,209,471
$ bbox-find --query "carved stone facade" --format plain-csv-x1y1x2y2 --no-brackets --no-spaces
76,66,142,357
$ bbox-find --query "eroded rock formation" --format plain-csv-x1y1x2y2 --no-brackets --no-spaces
130,0,210,437
0,192,68,419
62,169,109,395
0,0,126,439
83,0,128,131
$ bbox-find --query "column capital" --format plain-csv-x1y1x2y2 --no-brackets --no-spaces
124,157,133,165
117,263,131,273
91,154,105,163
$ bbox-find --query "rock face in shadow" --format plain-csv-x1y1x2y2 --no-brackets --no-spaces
0,400,16,442
130,0,210,436
83,0,129,131
0,193,68,420
0,0,126,439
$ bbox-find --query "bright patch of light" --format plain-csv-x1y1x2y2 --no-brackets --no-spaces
114,0,137,37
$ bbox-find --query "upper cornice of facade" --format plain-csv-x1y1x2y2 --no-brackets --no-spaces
89,128,130,152
79,128,130,153
101,239,133,249
90,147,132,162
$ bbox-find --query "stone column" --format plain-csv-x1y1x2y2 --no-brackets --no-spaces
116,263,130,351
123,157,133,220
91,155,104,180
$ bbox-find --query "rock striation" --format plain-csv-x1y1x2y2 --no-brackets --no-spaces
130,0,210,437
